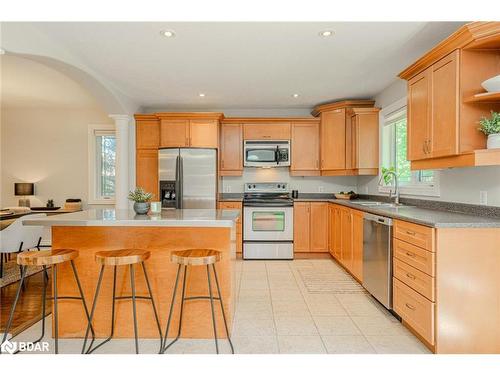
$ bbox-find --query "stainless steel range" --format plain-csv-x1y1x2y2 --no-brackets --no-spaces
243,182,294,260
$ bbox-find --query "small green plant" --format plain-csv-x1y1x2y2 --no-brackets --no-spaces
381,166,396,185
478,111,500,136
128,187,153,203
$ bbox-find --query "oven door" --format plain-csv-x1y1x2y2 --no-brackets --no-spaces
244,206,293,241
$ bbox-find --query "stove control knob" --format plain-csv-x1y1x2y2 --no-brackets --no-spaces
252,184,256,188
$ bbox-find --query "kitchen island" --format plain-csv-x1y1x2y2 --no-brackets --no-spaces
23,208,240,339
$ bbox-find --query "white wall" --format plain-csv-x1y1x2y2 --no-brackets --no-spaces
222,168,357,194
357,80,500,207
1,56,113,209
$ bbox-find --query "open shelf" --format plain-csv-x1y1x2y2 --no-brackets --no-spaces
464,92,500,103
411,148,500,170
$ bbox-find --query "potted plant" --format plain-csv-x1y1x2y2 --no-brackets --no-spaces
479,111,500,149
128,187,153,214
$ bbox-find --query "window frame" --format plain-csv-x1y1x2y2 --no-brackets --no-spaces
378,97,440,197
88,124,116,205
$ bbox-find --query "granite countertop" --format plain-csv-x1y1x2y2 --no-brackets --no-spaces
294,194,500,228
22,208,240,228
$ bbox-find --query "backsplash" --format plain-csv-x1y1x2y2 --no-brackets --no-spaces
220,168,357,193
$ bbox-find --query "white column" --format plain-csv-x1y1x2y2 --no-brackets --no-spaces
110,114,131,209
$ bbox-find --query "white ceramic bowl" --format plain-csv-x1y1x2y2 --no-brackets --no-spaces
481,74,500,92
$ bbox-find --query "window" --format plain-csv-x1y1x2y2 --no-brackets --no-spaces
380,98,439,197
88,125,116,204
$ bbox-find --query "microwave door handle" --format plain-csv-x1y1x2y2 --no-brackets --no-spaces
275,146,280,165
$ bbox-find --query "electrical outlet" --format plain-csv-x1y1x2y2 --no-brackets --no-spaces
318,186,324,193
225,185,232,193
480,191,488,205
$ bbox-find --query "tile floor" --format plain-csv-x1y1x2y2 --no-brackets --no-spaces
11,259,430,354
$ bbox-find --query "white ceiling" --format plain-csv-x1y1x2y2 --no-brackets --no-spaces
13,22,466,111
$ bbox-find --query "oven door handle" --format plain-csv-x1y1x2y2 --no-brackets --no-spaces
244,203,294,207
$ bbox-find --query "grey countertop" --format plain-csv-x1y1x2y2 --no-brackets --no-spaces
22,208,240,228
218,193,244,202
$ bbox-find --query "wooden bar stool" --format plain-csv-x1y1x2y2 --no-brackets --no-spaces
161,249,234,354
0,249,95,354
82,249,163,354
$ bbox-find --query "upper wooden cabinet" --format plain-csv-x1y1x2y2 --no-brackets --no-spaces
313,100,379,176
158,115,221,148
136,149,159,199
290,120,320,176
135,115,160,149
220,123,243,176
243,122,291,140
400,22,500,170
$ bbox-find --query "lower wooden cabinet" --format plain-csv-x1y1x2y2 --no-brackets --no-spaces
340,207,353,269
351,209,364,282
217,201,242,254
293,202,328,252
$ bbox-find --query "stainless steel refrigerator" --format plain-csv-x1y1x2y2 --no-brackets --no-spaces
159,148,217,209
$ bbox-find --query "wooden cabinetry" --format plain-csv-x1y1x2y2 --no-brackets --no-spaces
351,209,364,282
400,22,500,170
293,202,328,253
340,207,353,269
217,201,243,254
312,100,379,176
290,121,320,176
136,149,159,200
160,118,219,148
136,117,160,149
243,122,291,140
219,123,243,176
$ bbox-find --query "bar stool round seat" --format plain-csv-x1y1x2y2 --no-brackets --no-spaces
95,249,150,266
170,249,221,266
17,248,79,266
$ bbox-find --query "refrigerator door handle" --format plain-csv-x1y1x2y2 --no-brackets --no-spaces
178,155,184,209
175,155,181,209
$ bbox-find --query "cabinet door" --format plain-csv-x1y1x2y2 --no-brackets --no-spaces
354,113,379,170
310,202,329,252
430,51,459,158
136,149,159,200
328,205,335,256
190,119,218,148
408,68,431,161
291,122,320,174
136,119,159,149
334,207,342,260
340,208,353,270
293,202,310,252
351,210,364,282
160,120,189,147
243,123,291,140
218,201,243,253
320,109,346,170
220,123,243,175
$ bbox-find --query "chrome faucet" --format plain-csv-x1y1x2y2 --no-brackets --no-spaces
380,170,400,205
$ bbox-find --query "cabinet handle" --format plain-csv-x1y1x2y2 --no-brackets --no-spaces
422,143,426,154
405,303,416,310
405,251,416,258
222,160,225,168
406,230,416,235
316,160,319,168
406,273,416,280
186,137,189,145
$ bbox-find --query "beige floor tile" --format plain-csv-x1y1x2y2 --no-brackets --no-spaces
232,318,276,337
239,273,269,290
365,335,430,354
232,336,279,354
242,261,267,272
275,316,318,335
336,293,389,317
235,301,274,320
312,316,362,336
271,288,305,301
165,339,233,354
321,335,375,354
306,301,348,317
272,299,311,317
351,316,412,336
277,335,326,354
238,288,271,302
266,261,292,273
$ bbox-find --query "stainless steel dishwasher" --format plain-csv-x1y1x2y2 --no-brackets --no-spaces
362,213,393,309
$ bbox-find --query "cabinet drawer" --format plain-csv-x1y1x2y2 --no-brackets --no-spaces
394,258,435,301
243,123,291,140
394,220,435,252
394,239,435,276
394,278,435,345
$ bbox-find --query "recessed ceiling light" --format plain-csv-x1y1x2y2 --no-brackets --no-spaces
160,30,176,38
319,30,334,37
199,93,206,97
292,94,300,98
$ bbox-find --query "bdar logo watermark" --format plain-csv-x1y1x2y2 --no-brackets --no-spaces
1,339,50,354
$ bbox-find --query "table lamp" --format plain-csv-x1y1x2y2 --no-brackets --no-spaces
15,182,35,207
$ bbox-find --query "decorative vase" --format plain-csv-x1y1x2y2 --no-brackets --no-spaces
133,202,150,215
487,134,500,149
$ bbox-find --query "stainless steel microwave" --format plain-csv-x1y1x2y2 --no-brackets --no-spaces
243,140,290,167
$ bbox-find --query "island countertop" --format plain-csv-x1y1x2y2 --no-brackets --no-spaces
22,208,240,227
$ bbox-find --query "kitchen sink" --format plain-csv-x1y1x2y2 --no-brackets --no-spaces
349,201,413,208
